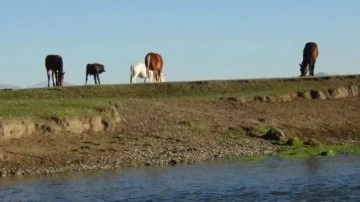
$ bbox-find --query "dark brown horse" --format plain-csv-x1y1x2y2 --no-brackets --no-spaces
299,42,318,77
45,54,65,87
145,52,163,83
85,63,106,85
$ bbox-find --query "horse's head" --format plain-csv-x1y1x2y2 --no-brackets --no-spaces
95,63,105,74
57,72,65,86
100,67,106,74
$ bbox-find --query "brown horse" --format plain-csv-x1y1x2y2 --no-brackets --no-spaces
145,52,163,83
85,63,106,85
299,42,318,77
45,54,65,87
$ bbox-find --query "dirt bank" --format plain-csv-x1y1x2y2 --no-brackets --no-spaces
0,78,359,177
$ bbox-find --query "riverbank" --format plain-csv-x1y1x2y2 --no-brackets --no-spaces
0,75,359,177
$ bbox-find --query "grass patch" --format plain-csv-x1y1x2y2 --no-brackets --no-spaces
277,144,360,159
0,98,108,119
242,123,275,138
285,137,303,147
0,75,359,119
223,126,246,139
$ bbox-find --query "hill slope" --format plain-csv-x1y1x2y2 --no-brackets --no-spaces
0,74,359,177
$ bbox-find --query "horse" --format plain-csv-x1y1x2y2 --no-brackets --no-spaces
145,52,163,83
85,63,106,85
299,42,318,77
45,54,65,87
130,62,165,84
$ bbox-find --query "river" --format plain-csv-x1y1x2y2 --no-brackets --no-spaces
0,154,359,201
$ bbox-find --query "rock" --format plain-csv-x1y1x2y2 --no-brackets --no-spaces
262,128,286,141
326,87,349,99
348,85,359,96
169,159,177,166
237,97,248,104
298,90,327,100
278,94,292,102
254,96,277,103
265,96,277,103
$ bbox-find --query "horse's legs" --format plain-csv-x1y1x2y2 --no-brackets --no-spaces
304,65,309,76
52,71,57,86
132,75,137,84
310,60,316,76
155,70,160,83
157,70,162,83
47,70,51,87
300,63,306,77
97,74,101,85
55,70,60,86
132,71,139,84
94,74,97,84
146,72,152,83
85,74,88,85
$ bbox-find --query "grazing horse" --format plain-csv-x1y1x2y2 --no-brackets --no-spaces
45,54,65,87
85,63,106,85
130,62,165,84
299,42,318,77
145,52,163,83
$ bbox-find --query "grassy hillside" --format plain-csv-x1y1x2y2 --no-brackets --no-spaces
0,75,359,119
0,75,359,177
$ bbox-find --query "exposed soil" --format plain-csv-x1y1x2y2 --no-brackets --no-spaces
0,79,359,177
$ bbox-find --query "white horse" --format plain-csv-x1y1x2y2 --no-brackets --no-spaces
130,62,165,84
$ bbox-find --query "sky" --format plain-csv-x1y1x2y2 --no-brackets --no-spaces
0,0,359,87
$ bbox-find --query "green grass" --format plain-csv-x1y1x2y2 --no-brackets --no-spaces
223,126,246,139
277,144,360,159
0,98,107,119
0,75,359,119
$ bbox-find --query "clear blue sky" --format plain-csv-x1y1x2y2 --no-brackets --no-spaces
1,1,359,87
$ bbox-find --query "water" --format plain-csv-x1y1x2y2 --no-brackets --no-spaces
0,155,359,201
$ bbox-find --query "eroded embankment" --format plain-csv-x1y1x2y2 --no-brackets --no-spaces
1,84,358,140
0,104,121,140
0,81,359,177
222,84,359,103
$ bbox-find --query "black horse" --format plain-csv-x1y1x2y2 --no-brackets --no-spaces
45,54,65,87
85,63,106,85
299,42,318,77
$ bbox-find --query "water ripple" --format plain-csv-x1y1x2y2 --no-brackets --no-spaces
0,155,359,201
